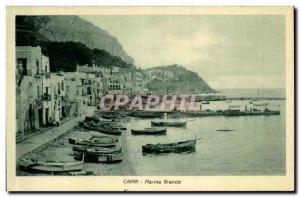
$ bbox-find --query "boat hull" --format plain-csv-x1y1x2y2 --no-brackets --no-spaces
151,121,186,127
73,145,122,154
81,123,122,135
74,149,123,163
142,140,196,155
19,159,83,173
131,128,166,135
131,111,163,118
69,136,118,147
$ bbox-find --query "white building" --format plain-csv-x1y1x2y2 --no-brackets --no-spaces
16,46,67,139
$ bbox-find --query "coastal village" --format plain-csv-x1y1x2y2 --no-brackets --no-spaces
15,45,282,141
16,45,147,140
15,16,284,176
16,46,282,176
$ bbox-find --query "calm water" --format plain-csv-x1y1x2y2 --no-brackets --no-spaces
17,99,286,176
124,100,286,175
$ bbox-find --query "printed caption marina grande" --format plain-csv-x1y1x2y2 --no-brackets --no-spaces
123,179,182,185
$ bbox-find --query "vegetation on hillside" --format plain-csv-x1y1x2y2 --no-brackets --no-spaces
16,15,134,64
39,41,134,72
15,16,214,92
146,64,216,93
16,16,134,72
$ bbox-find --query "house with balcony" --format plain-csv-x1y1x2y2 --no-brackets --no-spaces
16,46,51,138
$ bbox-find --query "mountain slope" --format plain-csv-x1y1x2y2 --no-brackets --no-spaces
16,15,134,64
145,64,215,93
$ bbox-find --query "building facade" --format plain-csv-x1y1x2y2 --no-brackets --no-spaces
16,46,67,139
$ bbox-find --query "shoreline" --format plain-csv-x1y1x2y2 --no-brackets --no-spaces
16,119,136,176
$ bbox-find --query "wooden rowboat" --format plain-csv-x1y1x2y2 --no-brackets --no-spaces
131,128,166,135
131,111,163,118
81,122,122,136
73,145,122,154
142,139,196,155
151,121,186,127
19,156,84,173
68,170,94,176
75,152,123,163
216,129,235,132
91,134,119,142
74,146,123,163
69,135,118,144
69,136,118,147
96,152,123,163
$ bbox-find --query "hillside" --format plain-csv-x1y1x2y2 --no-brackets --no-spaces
16,16,134,72
39,41,134,72
15,15,134,64
145,64,215,93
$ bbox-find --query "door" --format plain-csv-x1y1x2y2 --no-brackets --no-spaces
45,108,49,126
38,108,43,127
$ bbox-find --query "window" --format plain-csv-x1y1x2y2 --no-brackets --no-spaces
45,87,49,95
36,60,39,75
58,83,60,94
45,65,47,73
37,86,40,98
61,81,64,91
17,58,27,75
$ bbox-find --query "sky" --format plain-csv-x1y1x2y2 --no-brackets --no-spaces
81,15,286,89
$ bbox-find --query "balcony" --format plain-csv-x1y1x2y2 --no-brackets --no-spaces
41,94,51,101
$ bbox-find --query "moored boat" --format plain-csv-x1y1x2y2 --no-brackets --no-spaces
131,111,163,118
19,157,84,173
81,122,122,135
131,128,167,135
91,134,119,142
73,144,122,154
69,135,118,147
216,129,235,132
96,152,123,163
142,139,196,155
74,146,123,163
68,170,94,176
151,121,186,127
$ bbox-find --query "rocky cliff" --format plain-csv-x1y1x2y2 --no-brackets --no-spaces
16,15,134,64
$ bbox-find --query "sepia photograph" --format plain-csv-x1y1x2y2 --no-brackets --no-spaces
6,6,294,191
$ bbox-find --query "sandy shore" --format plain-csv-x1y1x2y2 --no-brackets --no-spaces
17,125,136,176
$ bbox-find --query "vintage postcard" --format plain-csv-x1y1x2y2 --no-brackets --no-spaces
6,6,294,191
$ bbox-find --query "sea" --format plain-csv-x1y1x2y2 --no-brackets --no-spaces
17,88,286,176
123,88,286,175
